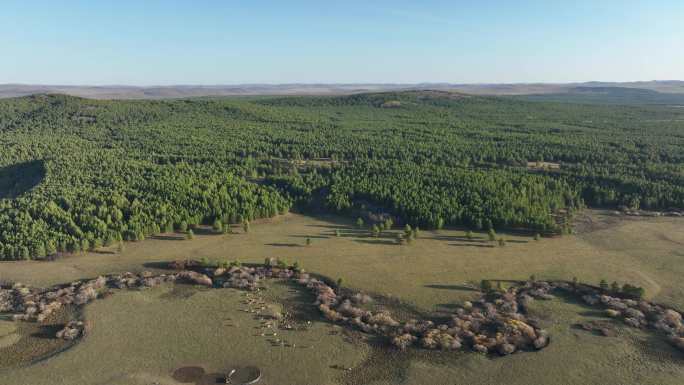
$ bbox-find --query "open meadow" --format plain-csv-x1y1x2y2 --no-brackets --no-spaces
1,210,683,385
2,210,683,310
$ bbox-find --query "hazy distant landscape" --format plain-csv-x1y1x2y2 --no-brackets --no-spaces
2,80,684,102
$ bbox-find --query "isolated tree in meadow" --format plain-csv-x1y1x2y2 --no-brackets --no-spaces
243,219,250,233
371,224,380,237
466,230,473,240
384,218,393,230
413,226,420,238
534,233,541,241
356,217,365,229
187,229,194,240
488,229,496,242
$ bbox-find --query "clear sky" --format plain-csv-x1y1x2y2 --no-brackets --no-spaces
2,0,683,85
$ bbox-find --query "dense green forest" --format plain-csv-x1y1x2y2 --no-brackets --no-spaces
0,91,682,260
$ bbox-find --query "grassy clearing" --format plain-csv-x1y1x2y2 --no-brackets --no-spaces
0,210,683,385
356,298,684,385
0,320,19,349
0,308,75,369
0,282,368,385
1,210,682,310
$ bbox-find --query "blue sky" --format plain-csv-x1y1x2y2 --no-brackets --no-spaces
2,0,683,85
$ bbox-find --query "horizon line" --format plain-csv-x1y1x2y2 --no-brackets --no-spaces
2,80,683,88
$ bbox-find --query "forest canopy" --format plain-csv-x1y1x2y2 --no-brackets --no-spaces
0,92,682,260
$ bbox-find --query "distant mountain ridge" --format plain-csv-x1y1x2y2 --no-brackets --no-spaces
1,81,683,100
516,85,684,105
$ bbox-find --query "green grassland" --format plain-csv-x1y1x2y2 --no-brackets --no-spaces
1,282,369,385
2,211,683,310
0,211,683,384
361,299,684,385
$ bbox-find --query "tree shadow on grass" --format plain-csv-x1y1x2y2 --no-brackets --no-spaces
431,235,486,243
150,234,186,241
640,332,684,361
449,243,495,248
305,224,351,229
91,250,116,255
30,323,65,339
577,309,608,318
290,234,330,239
189,227,219,236
270,280,320,323
424,284,479,292
435,303,461,310
323,230,358,238
354,239,398,246
265,243,302,248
